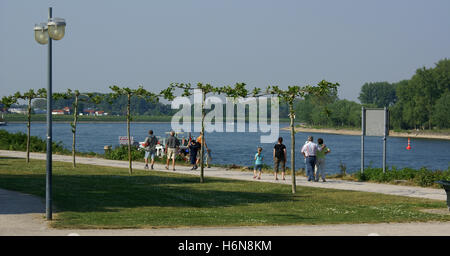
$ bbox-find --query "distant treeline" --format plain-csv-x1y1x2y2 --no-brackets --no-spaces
294,58,450,130
2,113,173,122
24,93,293,121
31,94,176,116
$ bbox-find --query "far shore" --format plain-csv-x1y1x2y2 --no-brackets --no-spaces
282,126,450,140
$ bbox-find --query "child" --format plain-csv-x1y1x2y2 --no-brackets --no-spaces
254,147,263,180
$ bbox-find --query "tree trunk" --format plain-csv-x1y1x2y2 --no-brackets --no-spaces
200,90,205,183
289,103,296,194
127,94,132,174
26,98,31,164
72,96,78,168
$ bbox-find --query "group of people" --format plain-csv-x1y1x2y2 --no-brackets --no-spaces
187,132,212,170
142,130,211,171
142,129,330,181
253,136,331,182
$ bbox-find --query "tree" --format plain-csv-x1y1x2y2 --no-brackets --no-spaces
432,91,450,129
329,99,361,127
432,58,450,94
391,59,450,130
358,82,397,108
294,98,314,124
161,82,249,183
10,89,47,163
1,96,17,110
410,67,441,129
109,85,158,174
266,80,339,194
53,89,103,168
31,98,47,110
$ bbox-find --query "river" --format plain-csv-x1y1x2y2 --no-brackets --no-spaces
2,122,449,174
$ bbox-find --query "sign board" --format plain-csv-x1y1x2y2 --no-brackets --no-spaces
119,136,134,145
363,108,389,136
361,107,389,174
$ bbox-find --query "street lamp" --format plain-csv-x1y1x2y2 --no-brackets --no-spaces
34,7,66,221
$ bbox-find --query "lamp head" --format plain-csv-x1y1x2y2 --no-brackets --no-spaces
48,17,66,40
34,23,49,45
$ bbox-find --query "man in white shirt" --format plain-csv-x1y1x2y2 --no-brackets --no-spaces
301,136,319,182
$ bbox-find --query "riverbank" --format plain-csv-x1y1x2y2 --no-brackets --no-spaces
283,126,450,140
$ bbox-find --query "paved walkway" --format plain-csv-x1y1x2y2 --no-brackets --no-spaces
0,150,449,236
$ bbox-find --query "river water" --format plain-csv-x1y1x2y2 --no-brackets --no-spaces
2,122,449,174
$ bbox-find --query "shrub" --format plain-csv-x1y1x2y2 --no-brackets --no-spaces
104,145,186,164
352,166,450,187
104,145,144,161
0,130,69,154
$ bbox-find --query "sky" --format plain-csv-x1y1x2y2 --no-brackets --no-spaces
1,0,449,102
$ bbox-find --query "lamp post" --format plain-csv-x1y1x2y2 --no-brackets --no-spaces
34,7,66,221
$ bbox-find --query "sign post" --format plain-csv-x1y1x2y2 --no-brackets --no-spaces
361,107,389,174
361,107,365,173
383,107,388,173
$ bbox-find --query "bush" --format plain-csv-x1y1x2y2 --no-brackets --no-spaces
104,145,145,161
352,166,450,187
104,145,186,164
0,130,69,154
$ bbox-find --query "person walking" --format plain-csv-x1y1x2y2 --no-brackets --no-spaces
273,137,287,181
143,130,158,170
301,136,319,182
315,138,331,182
188,139,200,170
165,131,180,171
253,147,264,180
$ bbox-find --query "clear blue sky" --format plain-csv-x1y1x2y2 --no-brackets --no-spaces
1,0,449,102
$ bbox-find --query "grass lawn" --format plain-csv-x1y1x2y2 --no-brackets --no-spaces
0,157,449,229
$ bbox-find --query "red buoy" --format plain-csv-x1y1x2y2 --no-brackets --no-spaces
406,137,411,150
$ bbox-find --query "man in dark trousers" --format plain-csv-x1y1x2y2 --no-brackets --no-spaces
301,136,319,181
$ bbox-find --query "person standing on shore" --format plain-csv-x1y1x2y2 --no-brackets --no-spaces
315,138,331,182
196,132,211,168
302,139,309,176
188,139,200,170
301,136,318,182
273,137,287,181
254,147,264,180
165,131,180,171
143,130,158,170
